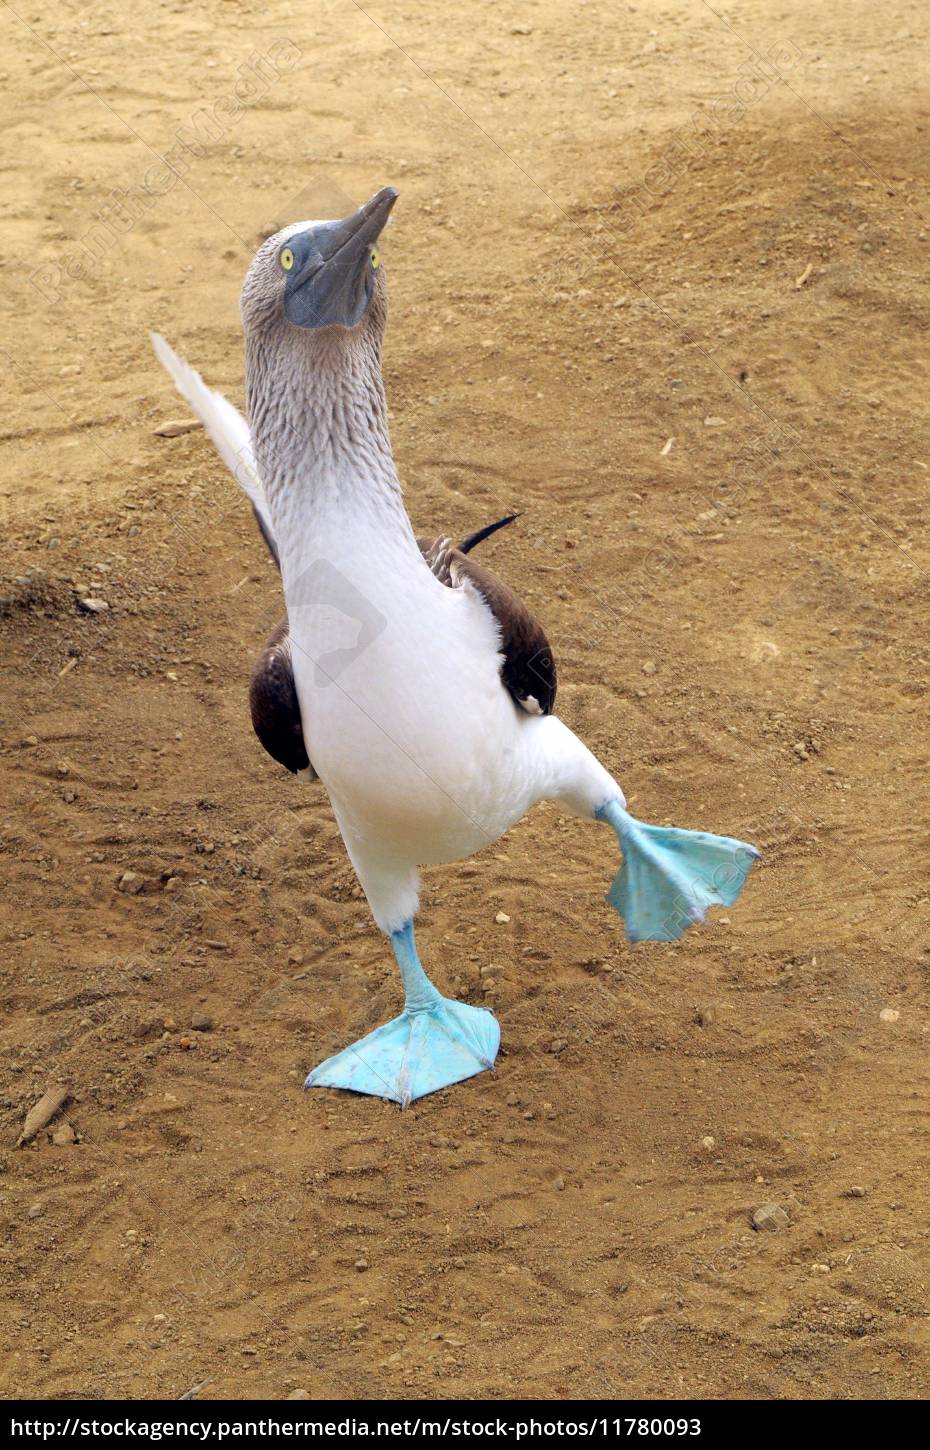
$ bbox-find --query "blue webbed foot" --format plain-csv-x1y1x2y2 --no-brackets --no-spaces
597,799,759,943
304,921,499,1108
304,997,500,1108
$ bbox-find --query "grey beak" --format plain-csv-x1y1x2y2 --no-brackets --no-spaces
283,187,398,330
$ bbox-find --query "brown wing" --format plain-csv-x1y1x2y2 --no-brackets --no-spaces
416,534,557,715
249,619,314,776
249,516,550,777
451,550,557,714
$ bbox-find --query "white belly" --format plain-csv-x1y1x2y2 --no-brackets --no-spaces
284,525,536,866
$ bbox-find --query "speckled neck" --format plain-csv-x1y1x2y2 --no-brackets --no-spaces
244,313,412,547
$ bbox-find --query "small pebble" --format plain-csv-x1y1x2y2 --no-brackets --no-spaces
117,870,144,895
153,419,203,438
495,910,510,924
190,1014,213,1032
355,1259,369,1272
844,1185,867,1198
752,1203,790,1233
879,1008,899,1023
78,597,109,614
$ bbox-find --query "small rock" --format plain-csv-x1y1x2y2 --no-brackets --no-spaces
287,1389,310,1400
355,1258,369,1272
752,1203,790,1233
548,1038,568,1055
694,1005,717,1027
288,947,305,965
641,660,656,675
27,1203,44,1219
190,1013,213,1032
704,415,726,427
495,910,510,924
793,741,809,761
879,1008,899,1023
701,1135,715,1149
811,1262,831,1274
153,419,203,438
78,596,109,614
117,870,144,895
51,1122,76,1146
844,1185,867,1198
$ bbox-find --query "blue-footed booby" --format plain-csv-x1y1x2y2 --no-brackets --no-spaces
152,186,759,1108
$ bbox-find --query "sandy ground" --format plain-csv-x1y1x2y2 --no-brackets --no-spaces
2,0,930,1403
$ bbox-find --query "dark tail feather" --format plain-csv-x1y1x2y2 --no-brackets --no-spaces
251,504,281,569
458,512,520,555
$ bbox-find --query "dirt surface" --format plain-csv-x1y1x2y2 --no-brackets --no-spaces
2,0,930,1403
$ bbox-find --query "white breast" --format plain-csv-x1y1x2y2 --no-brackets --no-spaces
281,502,534,867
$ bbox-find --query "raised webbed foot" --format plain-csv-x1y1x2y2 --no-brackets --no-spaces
597,798,760,942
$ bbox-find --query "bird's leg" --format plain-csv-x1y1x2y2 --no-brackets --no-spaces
304,920,499,1109
530,719,760,944
391,920,442,1012
596,797,760,943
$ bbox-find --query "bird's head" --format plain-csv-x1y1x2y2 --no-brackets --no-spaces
241,186,397,348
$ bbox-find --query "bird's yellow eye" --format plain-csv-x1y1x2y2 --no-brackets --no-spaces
370,247,381,269
280,246,295,272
